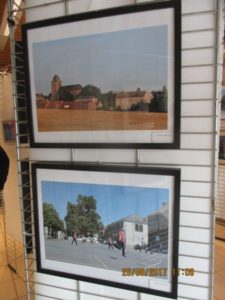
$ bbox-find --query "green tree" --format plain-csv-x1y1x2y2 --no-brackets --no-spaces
43,203,64,232
64,195,103,236
79,85,101,99
149,87,168,113
100,91,115,110
64,201,77,236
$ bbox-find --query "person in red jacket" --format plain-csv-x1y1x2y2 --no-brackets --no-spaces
118,228,126,257
0,146,9,191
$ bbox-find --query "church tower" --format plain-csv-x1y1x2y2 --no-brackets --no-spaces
50,74,62,100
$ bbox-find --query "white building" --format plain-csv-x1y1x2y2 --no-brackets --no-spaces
104,214,148,248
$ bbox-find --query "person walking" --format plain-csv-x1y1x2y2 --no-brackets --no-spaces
107,237,114,249
118,228,126,257
71,231,78,245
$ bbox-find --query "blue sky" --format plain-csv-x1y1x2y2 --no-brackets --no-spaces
33,25,168,94
41,180,169,226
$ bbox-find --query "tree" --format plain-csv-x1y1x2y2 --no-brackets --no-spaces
64,195,103,237
149,87,168,113
100,91,115,110
64,202,77,236
79,85,101,99
43,203,64,233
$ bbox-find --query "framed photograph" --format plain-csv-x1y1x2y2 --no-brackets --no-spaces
32,163,180,298
23,0,181,149
2,120,16,142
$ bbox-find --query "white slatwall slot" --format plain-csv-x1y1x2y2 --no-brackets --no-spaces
182,48,215,66
17,0,222,299
182,0,214,13
179,256,210,273
181,100,214,117
178,284,209,300
35,272,77,291
182,31,215,49
79,295,110,300
25,1,66,22
182,66,215,83
140,294,169,300
180,227,210,244
182,13,215,32
68,0,134,13
34,283,78,300
140,150,212,166
180,134,213,149
79,282,138,300
181,182,212,198
180,166,212,182
181,117,213,133
179,242,210,258
182,83,214,100
180,197,212,213
179,213,211,229
178,272,210,287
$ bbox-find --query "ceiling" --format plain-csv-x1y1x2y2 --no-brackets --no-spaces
0,0,24,71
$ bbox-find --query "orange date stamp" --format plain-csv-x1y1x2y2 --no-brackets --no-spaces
122,267,195,277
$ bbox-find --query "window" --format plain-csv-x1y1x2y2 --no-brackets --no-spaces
135,224,143,232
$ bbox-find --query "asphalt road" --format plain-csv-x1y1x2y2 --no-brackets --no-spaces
45,239,168,273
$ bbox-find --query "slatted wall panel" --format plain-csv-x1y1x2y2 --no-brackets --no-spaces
216,163,225,222
18,0,223,299
216,160,225,240
216,11,225,238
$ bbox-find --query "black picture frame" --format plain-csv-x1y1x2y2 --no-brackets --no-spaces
32,162,180,298
23,0,181,149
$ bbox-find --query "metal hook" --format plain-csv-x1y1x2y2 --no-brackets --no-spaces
7,14,15,26
71,148,76,164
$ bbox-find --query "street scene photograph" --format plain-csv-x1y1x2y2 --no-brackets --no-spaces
41,179,170,275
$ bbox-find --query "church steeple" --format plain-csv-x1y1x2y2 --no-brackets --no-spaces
51,74,62,99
